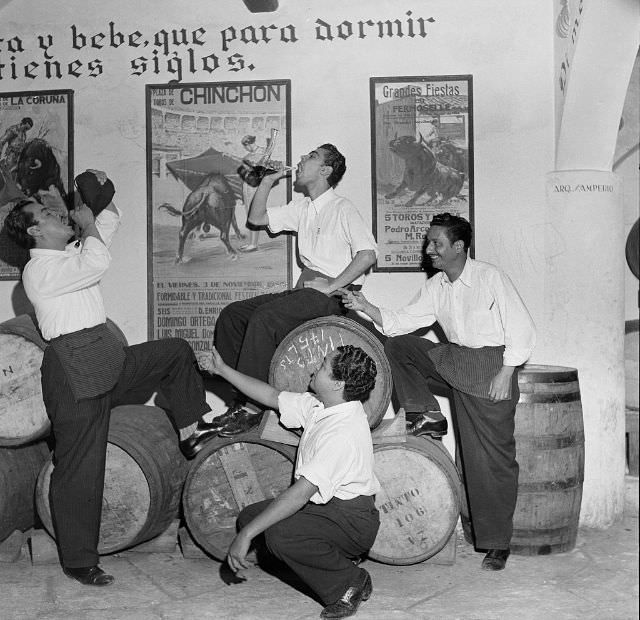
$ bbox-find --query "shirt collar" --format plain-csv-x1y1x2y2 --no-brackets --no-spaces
440,256,474,288
313,399,361,422
308,187,336,213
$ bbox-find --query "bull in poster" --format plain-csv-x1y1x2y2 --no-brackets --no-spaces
0,90,73,279
370,76,473,272
146,80,291,351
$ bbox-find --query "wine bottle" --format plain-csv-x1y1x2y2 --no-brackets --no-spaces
238,128,283,187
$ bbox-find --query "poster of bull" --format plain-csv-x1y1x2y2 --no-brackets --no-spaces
0,89,73,279
370,75,473,272
146,80,292,352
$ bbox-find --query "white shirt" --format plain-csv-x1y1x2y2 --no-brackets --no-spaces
379,257,536,367
23,207,121,341
278,391,380,504
267,188,378,285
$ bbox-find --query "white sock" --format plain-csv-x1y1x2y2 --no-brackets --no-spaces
179,422,198,440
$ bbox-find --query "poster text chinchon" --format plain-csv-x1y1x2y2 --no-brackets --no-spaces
0,89,73,279
370,75,473,272
146,80,292,351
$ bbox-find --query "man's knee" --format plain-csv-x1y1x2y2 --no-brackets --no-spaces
159,337,194,362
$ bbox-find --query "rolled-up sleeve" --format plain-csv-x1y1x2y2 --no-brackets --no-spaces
379,284,437,336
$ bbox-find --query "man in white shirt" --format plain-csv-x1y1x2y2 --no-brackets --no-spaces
3,174,221,586
213,144,378,436
201,343,380,619
340,212,536,572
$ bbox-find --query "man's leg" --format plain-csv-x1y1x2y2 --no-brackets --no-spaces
452,373,519,559
41,348,111,572
384,335,450,436
262,498,379,607
110,338,213,458
236,289,342,383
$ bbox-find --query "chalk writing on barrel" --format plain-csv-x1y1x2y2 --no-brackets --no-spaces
277,329,347,371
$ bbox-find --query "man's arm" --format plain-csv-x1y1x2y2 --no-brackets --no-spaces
304,249,377,296
226,476,317,572
199,347,280,410
247,169,290,227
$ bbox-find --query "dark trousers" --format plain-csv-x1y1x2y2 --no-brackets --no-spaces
41,338,210,569
238,495,379,605
385,335,519,549
215,289,343,386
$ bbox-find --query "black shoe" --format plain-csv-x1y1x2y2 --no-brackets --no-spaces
179,419,224,459
321,568,372,619
481,548,510,571
63,565,114,586
218,407,264,437
409,415,448,438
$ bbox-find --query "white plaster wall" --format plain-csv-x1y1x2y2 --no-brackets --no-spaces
0,0,552,342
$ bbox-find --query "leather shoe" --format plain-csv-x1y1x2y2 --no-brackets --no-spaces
63,565,114,586
218,407,264,437
180,419,223,459
321,568,372,619
481,548,510,571
409,414,448,438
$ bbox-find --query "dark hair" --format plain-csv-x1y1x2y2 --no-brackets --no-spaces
318,143,346,187
21,117,33,128
330,345,377,403
430,212,472,251
3,199,39,249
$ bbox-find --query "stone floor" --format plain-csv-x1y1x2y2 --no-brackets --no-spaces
1,479,638,620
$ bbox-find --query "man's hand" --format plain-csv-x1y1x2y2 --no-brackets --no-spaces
488,366,515,402
70,203,96,231
85,168,107,185
260,166,290,188
337,289,369,313
227,530,252,574
195,347,227,375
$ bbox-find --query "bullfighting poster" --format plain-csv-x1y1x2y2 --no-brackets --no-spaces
146,80,292,351
0,89,73,279
370,75,473,272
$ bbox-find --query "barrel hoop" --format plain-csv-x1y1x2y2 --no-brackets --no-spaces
518,391,582,404
518,369,578,383
515,431,585,450
512,524,578,538
517,475,584,492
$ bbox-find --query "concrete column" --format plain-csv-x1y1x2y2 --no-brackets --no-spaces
543,170,625,526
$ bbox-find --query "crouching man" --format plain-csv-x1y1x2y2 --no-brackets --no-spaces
201,344,380,619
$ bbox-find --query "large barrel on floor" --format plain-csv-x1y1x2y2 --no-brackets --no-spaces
0,315,127,446
269,316,392,429
369,436,461,565
0,441,50,542
35,405,188,554
511,364,584,555
183,438,297,560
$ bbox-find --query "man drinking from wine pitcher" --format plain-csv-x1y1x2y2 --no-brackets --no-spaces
210,144,378,437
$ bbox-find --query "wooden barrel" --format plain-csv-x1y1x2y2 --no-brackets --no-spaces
369,436,461,565
0,315,127,446
35,404,188,554
183,438,296,560
0,441,50,542
511,364,584,555
269,316,392,429
625,319,639,410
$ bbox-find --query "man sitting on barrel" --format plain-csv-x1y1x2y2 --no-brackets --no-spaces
200,343,380,619
212,143,378,436
339,212,536,571
3,172,221,586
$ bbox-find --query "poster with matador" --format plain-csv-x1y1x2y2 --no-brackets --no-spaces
370,75,473,272
0,89,73,280
146,79,292,352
